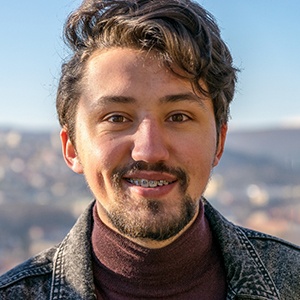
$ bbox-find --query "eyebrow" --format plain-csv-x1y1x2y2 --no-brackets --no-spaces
92,92,205,108
94,95,135,105
89,96,135,111
160,93,205,107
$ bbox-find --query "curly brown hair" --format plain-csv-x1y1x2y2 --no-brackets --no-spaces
56,0,237,145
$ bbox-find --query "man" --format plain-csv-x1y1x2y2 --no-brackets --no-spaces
0,0,299,299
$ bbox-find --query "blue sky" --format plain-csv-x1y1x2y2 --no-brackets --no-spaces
1,0,300,130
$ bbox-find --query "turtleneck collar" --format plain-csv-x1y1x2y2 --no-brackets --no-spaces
91,201,226,299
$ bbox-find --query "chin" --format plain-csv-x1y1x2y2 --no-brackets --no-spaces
106,196,197,241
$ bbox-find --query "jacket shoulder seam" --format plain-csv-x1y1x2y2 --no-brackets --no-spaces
0,263,52,288
241,226,300,251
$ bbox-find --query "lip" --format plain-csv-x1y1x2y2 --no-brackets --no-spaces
122,171,178,198
126,178,172,188
124,171,177,182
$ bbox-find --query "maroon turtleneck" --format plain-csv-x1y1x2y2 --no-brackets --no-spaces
91,202,227,299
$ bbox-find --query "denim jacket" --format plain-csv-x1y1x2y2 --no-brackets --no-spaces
0,200,299,299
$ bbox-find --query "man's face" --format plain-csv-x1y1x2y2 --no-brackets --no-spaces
61,48,226,245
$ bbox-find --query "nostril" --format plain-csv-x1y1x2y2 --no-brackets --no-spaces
131,143,169,163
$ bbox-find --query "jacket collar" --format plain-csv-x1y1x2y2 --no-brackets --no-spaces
204,199,280,300
51,200,281,299
50,201,96,300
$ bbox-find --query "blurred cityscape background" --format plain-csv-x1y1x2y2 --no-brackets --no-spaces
0,125,299,275
1,0,300,277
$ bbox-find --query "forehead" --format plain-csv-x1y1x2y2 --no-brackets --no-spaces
80,47,210,109
86,48,170,84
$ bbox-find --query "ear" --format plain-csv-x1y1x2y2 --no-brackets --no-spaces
60,128,83,174
213,124,227,167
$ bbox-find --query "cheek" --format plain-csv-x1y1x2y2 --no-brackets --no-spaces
84,139,128,183
181,132,217,167
180,139,217,195
187,153,214,182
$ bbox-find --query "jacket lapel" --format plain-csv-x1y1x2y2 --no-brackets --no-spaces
204,200,281,300
50,201,96,300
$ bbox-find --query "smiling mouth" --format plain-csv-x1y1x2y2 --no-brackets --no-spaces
126,178,174,188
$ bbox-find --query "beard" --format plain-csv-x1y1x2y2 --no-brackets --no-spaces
102,161,198,241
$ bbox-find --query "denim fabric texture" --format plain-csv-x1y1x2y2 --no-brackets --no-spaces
0,199,299,299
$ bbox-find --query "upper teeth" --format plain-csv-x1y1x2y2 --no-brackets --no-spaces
127,178,171,188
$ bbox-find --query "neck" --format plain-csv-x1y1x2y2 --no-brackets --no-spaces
91,201,227,299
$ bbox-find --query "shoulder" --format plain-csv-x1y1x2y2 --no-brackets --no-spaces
0,245,57,299
241,226,300,293
204,199,300,261
204,200,300,297
243,226,300,260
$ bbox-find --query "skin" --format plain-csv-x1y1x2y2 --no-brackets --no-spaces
61,48,227,249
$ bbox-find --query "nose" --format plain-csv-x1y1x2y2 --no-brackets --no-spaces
131,119,170,163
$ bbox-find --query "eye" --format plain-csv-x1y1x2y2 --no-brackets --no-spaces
167,113,190,123
106,114,129,123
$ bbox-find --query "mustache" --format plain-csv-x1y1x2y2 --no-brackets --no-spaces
112,161,189,191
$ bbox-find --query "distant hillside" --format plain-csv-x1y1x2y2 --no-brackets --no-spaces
225,127,300,169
